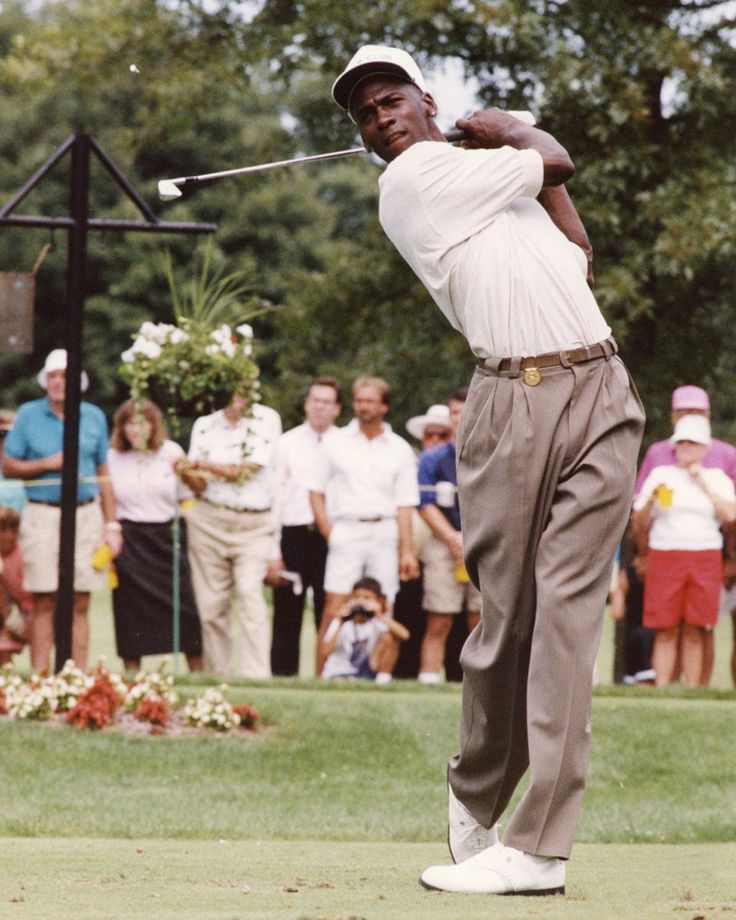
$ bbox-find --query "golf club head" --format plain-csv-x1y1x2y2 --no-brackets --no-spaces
158,179,183,201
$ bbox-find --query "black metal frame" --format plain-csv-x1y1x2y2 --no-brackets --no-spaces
0,133,216,670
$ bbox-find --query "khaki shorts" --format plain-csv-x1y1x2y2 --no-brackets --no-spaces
20,500,105,593
421,533,482,614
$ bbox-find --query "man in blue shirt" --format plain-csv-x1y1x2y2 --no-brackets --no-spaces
417,387,481,684
3,349,121,673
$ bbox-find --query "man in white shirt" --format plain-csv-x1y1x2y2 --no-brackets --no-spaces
267,376,342,676
332,46,645,896
309,376,420,675
181,393,281,677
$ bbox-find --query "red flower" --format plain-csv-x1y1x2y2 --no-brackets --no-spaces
66,669,121,730
233,703,259,730
134,696,169,727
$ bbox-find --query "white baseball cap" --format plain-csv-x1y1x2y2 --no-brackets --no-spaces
406,404,451,441
332,45,427,114
37,348,89,393
670,414,711,446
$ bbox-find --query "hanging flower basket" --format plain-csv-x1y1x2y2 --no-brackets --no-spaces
120,318,260,419
118,246,270,432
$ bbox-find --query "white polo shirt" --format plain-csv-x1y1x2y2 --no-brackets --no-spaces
378,141,611,358
634,464,735,551
188,403,282,511
269,421,337,559
309,419,419,520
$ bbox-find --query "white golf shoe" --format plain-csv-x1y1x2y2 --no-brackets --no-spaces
420,843,566,895
448,785,499,863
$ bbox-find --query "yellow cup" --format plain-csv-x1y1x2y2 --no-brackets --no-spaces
91,543,114,571
454,562,470,584
656,485,673,509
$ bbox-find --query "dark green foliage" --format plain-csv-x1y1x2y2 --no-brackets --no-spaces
0,0,734,445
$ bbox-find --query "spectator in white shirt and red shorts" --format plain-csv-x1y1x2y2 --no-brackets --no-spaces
633,414,736,687
309,376,420,675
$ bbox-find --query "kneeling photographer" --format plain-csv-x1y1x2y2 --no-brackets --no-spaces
321,577,409,684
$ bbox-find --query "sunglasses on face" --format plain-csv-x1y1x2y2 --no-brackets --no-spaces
424,429,450,441
0,430,9,439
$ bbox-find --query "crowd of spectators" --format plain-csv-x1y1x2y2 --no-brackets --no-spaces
1,349,735,688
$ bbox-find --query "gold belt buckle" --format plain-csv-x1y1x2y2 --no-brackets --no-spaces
523,366,542,387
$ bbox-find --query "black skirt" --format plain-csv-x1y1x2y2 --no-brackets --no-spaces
112,519,202,660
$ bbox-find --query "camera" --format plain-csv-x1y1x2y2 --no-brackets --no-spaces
346,603,374,620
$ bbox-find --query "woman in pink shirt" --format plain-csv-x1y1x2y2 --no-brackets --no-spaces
107,400,202,672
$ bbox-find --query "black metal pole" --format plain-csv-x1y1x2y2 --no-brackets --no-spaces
54,133,89,671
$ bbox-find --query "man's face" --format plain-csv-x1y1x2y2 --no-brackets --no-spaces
305,384,341,432
448,399,465,441
353,384,389,426
349,76,436,163
46,369,66,404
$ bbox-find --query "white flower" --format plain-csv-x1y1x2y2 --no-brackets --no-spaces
236,323,253,338
131,337,162,359
121,348,136,364
140,322,175,345
168,327,189,344
204,343,219,356
242,343,253,356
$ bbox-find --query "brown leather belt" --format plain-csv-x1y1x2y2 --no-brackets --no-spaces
480,340,613,373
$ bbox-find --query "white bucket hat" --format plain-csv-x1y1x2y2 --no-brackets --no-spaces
406,404,451,441
670,414,711,446
332,45,427,115
37,348,89,393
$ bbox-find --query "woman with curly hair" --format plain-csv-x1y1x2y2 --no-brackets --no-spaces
107,399,202,672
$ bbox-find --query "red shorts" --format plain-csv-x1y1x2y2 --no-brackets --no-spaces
643,548,722,630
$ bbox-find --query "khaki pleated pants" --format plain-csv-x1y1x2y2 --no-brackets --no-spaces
448,347,645,859
186,500,274,678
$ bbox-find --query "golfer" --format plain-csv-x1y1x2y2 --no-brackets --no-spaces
332,45,645,896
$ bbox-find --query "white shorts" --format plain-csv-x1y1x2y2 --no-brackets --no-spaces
324,518,399,602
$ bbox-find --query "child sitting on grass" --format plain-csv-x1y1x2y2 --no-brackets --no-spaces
321,577,409,684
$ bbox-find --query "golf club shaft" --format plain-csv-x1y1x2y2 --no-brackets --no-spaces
162,129,468,197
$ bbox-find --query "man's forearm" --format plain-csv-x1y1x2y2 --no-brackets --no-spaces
397,506,415,556
537,186,594,285
310,491,331,539
3,455,50,479
419,504,458,545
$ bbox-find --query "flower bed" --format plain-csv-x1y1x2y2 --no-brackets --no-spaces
0,660,261,738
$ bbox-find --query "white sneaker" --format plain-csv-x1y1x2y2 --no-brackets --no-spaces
448,785,499,863
420,843,566,895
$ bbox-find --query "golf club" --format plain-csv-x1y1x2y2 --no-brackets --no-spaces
158,113,535,201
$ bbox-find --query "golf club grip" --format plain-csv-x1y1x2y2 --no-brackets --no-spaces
443,129,467,143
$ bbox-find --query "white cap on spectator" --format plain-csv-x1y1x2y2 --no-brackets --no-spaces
670,414,711,446
37,348,89,393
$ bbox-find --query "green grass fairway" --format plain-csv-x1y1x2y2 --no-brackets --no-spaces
4,598,736,919
2,839,734,920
